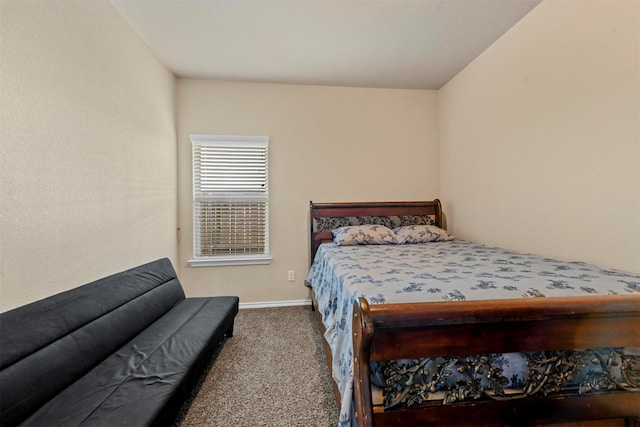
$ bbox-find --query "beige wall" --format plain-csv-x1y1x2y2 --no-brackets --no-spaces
176,80,439,303
0,1,178,311
439,0,640,273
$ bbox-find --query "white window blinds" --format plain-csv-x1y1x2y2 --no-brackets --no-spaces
190,135,270,266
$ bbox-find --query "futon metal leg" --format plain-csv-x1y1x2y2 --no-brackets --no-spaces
225,321,235,338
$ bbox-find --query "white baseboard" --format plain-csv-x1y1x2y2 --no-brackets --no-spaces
239,299,312,309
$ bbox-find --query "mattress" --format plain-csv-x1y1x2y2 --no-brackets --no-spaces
305,240,640,427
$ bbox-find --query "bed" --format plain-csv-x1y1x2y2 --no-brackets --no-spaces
305,200,640,427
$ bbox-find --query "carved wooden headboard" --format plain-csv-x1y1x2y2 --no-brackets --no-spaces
309,200,443,265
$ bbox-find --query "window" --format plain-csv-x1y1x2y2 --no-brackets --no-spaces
189,134,270,267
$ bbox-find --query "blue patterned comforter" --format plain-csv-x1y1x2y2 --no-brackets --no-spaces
305,241,640,427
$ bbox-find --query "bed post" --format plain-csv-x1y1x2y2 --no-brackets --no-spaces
309,200,314,267
353,297,374,427
434,198,443,228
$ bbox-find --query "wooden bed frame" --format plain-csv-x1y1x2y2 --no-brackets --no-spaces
308,200,640,427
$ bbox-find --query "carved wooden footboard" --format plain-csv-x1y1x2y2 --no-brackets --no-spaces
352,295,640,427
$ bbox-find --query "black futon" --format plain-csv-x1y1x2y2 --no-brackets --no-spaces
0,258,239,426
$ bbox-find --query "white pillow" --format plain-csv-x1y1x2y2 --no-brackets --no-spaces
393,225,454,244
332,225,397,246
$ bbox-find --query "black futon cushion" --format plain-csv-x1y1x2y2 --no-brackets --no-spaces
0,259,239,426
21,297,238,426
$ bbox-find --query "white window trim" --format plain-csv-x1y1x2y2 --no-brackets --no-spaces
188,134,271,268
188,254,272,268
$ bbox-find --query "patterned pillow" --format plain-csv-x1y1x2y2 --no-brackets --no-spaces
393,225,454,244
332,225,397,246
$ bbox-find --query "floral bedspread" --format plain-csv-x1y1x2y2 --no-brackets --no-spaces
305,241,640,427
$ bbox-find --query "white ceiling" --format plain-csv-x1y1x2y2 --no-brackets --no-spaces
111,0,541,90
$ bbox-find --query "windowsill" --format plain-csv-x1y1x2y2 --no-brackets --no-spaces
188,254,272,267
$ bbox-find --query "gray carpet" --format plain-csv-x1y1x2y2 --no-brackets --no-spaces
176,306,339,427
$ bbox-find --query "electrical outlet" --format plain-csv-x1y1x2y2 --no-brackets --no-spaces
287,270,295,282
